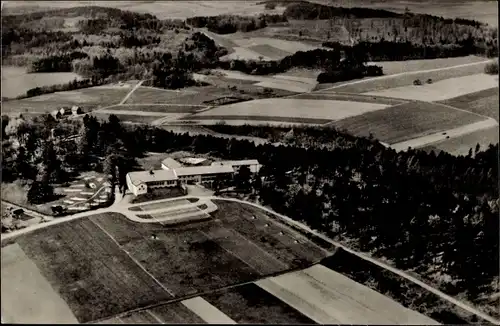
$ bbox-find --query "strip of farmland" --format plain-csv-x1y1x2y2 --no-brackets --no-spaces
1,244,79,324
248,44,292,60
15,217,172,323
329,101,487,144
181,297,237,324
201,283,317,324
147,302,207,324
256,265,439,324
326,61,489,94
105,104,205,113
187,115,332,125
291,92,406,105
439,87,499,120
420,126,499,156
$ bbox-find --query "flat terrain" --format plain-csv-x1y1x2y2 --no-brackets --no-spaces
186,115,332,125
368,56,489,75
12,216,172,323
421,125,499,156
257,264,439,324
364,74,498,102
1,243,79,324
192,98,389,123
439,87,499,121
330,101,487,144
1,66,82,99
321,61,489,94
2,86,130,115
291,92,406,105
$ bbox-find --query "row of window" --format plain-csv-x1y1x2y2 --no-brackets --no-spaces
147,180,176,186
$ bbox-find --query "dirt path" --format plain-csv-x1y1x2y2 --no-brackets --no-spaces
391,118,499,151
119,80,145,105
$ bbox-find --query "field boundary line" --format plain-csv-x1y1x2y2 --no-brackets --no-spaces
145,310,164,324
119,80,145,105
318,60,491,92
89,218,176,297
209,197,500,325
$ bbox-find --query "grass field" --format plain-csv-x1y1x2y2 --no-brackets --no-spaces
2,86,130,115
291,92,406,105
439,87,499,121
129,198,199,212
322,61,489,94
256,264,439,324
92,113,164,124
193,98,389,122
1,66,83,99
186,115,332,125
14,216,172,323
105,104,205,113
364,73,498,102
369,56,489,75
421,126,499,156
330,101,487,144
248,44,293,60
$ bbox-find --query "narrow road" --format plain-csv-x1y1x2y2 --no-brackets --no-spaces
118,80,145,105
1,193,498,324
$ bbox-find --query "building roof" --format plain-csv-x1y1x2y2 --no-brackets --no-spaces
174,165,234,176
212,159,260,166
179,157,208,165
127,169,178,186
161,157,183,169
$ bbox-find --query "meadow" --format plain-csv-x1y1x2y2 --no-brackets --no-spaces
1,66,82,99
193,98,390,122
320,61,489,94
330,101,487,144
368,56,488,75
364,73,499,102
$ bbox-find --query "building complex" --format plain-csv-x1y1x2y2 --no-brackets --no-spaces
127,158,261,196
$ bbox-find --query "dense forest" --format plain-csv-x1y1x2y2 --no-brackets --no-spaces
2,113,498,317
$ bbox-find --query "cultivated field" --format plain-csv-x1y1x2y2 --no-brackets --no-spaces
321,61,489,93
369,56,489,75
291,92,406,105
2,86,130,115
421,126,499,156
92,113,165,125
256,264,439,324
192,98,390,124
364,73,499,102
439,87,499,121
1,66,83,99
330,101,487,144
11,216,173,323
1,243,79,324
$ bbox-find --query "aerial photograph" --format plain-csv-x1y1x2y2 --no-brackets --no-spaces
0,0,498,324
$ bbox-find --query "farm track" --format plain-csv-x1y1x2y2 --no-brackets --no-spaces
119,80,145,105
2,193,499,325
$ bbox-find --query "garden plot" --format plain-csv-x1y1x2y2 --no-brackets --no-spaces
256,264,439,325
364,74,499,102
192,98,389,123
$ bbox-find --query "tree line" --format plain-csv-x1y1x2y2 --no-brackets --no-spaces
186,14,287,34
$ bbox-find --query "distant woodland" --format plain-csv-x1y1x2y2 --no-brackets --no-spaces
1,1,497,95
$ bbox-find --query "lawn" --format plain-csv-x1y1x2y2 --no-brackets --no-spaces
330,101,487,144
439,87,499,121
256,264,439,324
129,198,198,212
202,283,316,324
421,126,499,156
15,216,172,323
364,74,498,102
323,61,489,94
193,98,389,122
2,86,130,115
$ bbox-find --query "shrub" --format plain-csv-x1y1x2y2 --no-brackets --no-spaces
426,78,433,84
484,60,499,75
413,79,422,85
